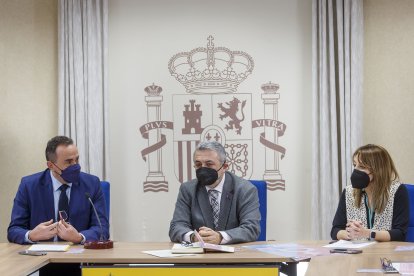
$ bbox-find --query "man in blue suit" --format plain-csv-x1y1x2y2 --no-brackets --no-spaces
8,136,109,244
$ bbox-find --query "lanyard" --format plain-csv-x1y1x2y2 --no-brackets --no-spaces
364,194,374,229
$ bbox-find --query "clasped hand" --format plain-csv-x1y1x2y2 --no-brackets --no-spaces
29,219,82,243
346,220,370,240
194,226,222,245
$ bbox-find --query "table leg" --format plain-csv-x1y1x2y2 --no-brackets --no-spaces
280,261,298,276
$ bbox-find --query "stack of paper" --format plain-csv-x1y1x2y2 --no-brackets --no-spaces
171,230,236,254
201,242,235,253
323,240,376,249
193,230,235,253
171,243,204,254
28,244,70,252
392,262,414,274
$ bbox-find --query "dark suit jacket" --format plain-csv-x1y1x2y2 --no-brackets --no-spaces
169,172,261,244
7,169,109,244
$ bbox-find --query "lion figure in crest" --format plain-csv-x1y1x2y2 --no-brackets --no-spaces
217,97,246,135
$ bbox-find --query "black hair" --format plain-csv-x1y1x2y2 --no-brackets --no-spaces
45,136,74,162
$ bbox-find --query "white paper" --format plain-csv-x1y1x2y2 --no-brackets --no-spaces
356,268,383,273
395,246,414,252
323,240,377,249
393,263,414,275
142,250,198,258
64,248,85,254
28,244,70,252
171,243,204,253
243,243,329,261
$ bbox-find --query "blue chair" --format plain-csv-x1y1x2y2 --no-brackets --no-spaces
101,181,110,218
250,180,267,241
405,184,414,242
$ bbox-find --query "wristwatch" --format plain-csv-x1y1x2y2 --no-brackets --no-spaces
369,230,376,241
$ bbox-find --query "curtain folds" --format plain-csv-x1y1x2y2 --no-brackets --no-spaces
311,0,364,239
58,0,109,180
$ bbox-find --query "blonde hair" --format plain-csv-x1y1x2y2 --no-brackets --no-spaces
353,144,399,213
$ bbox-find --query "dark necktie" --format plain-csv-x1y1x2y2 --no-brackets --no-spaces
58,185,69,241
58,185,69,221
208,189,220,229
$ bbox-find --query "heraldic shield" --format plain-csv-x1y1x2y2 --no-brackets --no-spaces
173,93,253,184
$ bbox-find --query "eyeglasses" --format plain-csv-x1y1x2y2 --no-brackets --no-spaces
381,258,397,273
58,210,68,221
181,241,193,247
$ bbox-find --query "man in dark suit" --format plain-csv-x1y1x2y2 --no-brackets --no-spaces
8,136,109,244
169,141,260,244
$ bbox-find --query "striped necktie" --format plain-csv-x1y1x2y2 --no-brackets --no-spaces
208,189,220,229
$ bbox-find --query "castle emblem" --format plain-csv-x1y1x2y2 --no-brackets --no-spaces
182,100,203,134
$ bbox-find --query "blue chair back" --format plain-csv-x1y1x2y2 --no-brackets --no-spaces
250,180,267,241
101,181,110,217
405,184,414,242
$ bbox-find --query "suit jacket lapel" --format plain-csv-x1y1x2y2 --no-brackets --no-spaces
68,180,80,222
42,171,56,222
38,171,57,242
197,184,215,229
218,172,234,231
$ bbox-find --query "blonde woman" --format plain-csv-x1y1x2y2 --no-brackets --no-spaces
331,144,409,241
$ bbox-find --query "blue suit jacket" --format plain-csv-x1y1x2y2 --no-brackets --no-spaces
8,169,109,244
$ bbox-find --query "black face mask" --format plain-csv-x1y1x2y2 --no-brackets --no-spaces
196,163,225,186
350,169,370,189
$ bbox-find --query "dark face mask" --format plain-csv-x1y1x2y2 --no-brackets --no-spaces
53,163,81,183
350,169,370,189
196,163,225,186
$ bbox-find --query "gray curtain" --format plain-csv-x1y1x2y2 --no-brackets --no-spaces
58,0,109,180
311,0,364,239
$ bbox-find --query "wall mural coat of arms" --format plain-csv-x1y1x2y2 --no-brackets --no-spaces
139,36,287,192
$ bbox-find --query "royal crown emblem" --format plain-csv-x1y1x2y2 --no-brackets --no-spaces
168,35,254,94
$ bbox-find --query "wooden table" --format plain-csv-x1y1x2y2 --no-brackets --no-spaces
0,241,294,276
306,241,414,276
2,241,414,276
0,243,49,275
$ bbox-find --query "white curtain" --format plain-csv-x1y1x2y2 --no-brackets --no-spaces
311,0,364,239
58,0,109,180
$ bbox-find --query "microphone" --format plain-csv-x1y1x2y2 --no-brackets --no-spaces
85,192,104,241
83,192,113,249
